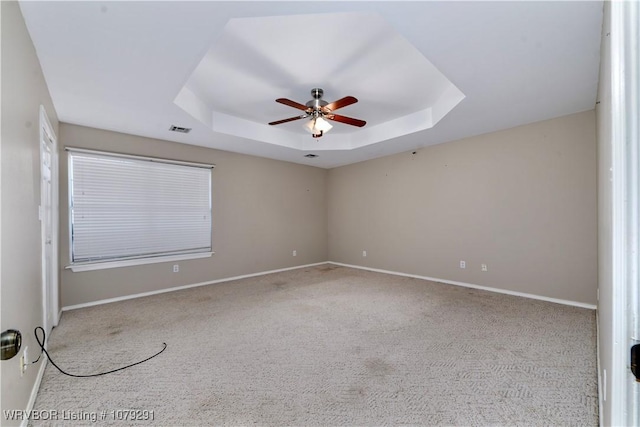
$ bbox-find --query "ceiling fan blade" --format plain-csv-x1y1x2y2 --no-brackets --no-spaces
323,96,358,112
268,115,307,126
276,98,310,111
326,114,366,128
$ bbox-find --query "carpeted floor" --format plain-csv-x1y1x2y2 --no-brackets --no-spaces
31,265,598,426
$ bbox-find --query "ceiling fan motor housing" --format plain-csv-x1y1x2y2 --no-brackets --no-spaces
306,88,328,111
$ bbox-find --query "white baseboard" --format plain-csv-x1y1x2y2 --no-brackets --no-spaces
20,358,48,427
328,261,597,310
596,310,603,427
62,260,597,312
62,262,327,311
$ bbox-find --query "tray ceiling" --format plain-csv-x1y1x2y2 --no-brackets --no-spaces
19,1,603,168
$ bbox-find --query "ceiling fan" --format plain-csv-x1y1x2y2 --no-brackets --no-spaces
268,88,366,138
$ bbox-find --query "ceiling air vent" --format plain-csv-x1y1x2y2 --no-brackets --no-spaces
304,154,318,158
169,125,191,134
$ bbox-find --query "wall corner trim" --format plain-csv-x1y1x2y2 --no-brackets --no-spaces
328,261,597,310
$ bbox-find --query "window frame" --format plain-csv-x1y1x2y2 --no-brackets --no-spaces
65,148,215,272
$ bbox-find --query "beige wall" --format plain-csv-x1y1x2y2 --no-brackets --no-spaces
1,2,60,423
59,124,328,307
328,110,597,305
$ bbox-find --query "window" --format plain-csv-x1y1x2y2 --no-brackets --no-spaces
67,148,213,271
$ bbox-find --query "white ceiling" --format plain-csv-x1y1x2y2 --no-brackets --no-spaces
20,1,603,169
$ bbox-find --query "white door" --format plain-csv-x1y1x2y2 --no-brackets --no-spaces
40,106,58,334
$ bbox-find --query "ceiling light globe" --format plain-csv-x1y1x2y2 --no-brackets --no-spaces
314,116,333,133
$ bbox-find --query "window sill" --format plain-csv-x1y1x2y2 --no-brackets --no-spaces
66,252,214,272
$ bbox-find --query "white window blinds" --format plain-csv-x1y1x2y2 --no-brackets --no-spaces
69,149,212,264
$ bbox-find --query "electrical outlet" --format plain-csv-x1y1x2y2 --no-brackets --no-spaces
362,250,367,257
460,260,466,269
173,264,179,273
481,264,488,272
292,250,297,257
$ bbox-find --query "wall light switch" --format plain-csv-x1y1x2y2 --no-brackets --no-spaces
173,264,179,273
362,250,367,257
292,250,297,256
20,347,28,376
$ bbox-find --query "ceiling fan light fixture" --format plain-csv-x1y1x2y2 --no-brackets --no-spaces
304,116,333,136
315,116,333,133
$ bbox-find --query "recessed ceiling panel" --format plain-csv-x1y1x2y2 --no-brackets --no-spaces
176,12,464,150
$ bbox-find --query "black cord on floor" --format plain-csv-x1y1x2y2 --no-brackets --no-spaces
33,326,167,378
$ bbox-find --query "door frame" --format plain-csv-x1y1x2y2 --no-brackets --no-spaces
39,105,59,334
610,0,639,425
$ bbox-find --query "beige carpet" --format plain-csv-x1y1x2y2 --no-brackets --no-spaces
32,265,598,426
